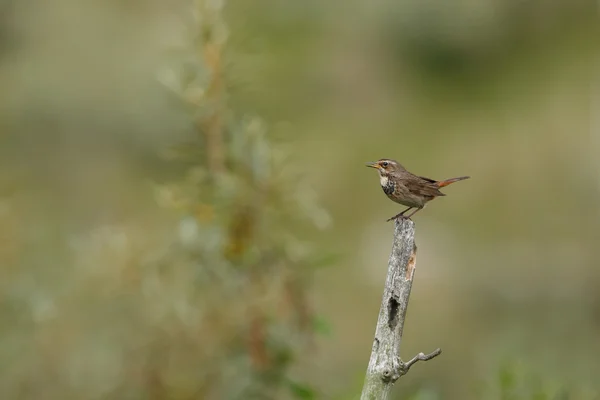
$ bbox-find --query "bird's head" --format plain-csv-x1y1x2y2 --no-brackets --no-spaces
365,159,404,176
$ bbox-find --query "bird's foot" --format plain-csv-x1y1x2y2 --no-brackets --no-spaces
387,214,410,222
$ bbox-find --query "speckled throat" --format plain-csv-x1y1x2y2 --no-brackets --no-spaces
379,174,395,196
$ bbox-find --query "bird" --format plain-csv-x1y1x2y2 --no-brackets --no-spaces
366,159,469,221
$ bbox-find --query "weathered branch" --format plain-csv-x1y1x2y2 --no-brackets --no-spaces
360,219,441,400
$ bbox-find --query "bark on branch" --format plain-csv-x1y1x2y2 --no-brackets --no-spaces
360,219,441,400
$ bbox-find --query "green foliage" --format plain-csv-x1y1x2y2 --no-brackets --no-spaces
0,1,332,399
477,360,596,400
147,1,333,398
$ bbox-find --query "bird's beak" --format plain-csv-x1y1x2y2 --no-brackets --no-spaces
365,162,380,169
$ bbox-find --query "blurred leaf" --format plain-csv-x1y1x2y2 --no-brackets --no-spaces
312,314,333,337
308,251,340,270
407,387,442,400
533,391,549,400
287,379,316,400
499,362,517,398
552,388,571,400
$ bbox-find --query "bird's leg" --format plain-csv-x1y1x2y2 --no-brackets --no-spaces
405,207,423,219
386,207,413,222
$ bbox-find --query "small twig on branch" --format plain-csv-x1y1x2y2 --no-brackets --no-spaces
360,219,441,400
401,348,442,375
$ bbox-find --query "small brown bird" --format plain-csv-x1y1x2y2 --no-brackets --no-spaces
366,159,469,221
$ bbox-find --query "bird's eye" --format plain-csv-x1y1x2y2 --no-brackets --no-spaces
381,161,388,167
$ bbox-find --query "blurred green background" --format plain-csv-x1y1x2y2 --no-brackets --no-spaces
0,0,599,399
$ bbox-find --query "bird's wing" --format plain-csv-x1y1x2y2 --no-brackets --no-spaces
407,175,446,197
418,176,437,184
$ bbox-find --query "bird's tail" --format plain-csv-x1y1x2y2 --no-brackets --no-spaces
437,176,470,188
